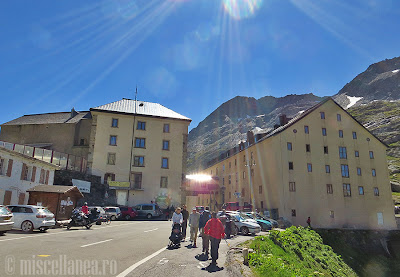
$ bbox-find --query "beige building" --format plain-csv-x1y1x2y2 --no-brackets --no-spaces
198,98,396,230
88,98,191,207
0,109,91,158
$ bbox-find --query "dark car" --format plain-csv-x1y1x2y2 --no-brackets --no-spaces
120,206,137,220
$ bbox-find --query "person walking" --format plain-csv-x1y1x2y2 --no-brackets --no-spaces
181,205,189,241
307,217,311,227
172,207,183,226
199,209,211,256
189,207,200,247
204,212,225,267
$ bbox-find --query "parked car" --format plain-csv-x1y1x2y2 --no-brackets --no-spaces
88,206,107,225
225,212,261,235
0,205,14,235
222,202,253,212
134,204,163,219
244,212,273,231
104,207,121,221
120,206,137,220
7,205,55,232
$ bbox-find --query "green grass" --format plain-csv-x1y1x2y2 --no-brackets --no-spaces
248,226,356,277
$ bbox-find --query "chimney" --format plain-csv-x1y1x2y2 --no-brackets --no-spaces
247,131,255,145
70,108,78,118
279,114,290,126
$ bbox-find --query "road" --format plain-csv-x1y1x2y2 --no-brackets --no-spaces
0,220,260,277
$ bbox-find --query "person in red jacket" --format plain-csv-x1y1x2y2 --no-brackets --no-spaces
81,202,89,215
204,212,225,266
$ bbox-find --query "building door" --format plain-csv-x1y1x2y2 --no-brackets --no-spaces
377,212,384,225
3,190,12,205
18,193,26,205
117,191,127,206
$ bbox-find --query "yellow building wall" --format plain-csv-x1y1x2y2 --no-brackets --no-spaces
89,111,189,208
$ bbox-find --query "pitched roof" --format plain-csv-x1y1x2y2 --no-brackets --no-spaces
90,98,191,121
2,111,91,126
0,147,59,168
27,185,83,197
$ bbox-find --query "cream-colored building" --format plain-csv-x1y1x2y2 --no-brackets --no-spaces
88,98,191,207
198,98,396,230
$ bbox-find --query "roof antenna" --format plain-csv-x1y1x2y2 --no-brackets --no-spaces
135,86,138,102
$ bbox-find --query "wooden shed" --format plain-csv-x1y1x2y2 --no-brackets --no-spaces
27,185,83,220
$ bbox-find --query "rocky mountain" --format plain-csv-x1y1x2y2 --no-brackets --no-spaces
187,57,400,177
187,93,324,171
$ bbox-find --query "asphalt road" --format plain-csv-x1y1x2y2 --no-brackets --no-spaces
0,220,260,277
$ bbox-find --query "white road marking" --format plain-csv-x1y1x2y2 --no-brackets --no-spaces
157,258,169,265
144,228,158,233
116,247,167,277
0,222,144,243
81,239,113,248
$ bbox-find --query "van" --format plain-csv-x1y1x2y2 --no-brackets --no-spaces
134,204,163,219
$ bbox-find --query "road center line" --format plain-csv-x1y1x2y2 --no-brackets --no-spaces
144,228,158,233
81,239,113,248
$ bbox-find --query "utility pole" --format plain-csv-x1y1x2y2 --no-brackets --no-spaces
245,157,256,212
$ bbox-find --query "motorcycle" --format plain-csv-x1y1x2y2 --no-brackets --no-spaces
66,209,92,230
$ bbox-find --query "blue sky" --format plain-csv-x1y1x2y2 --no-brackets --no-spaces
0,0,399,131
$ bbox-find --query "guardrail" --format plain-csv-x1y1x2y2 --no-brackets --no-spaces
0,140,87,173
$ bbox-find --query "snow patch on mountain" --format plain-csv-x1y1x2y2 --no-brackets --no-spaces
346,95,363,109
392,69,399,74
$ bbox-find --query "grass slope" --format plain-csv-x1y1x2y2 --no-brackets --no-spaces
248,226,356,277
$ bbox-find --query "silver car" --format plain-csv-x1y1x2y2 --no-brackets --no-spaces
0,205,14,235
104,207,121,221
7,205,55,232
134,204,163,219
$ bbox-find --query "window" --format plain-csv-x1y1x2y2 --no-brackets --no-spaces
326,184,333,194
289,162,294,170
291,209,296,217
355,151,359,157
357,167,362,176
324,146,328,154
0,158,4,175
222,164,225,172
243,171,245,179
132,173,142,189
261,201,264,209
330,211,334,218
162,140,170,150
341,164,349,178
160,177,168,188
137,121,146,130
259,185,262,194
21,163,29,181
236,173,238,183
304,125,309,134
229,175,231,184
110,135,117,146
325,165,330,173
352,132,357,139
104,173,115,184
343,184,351,197
251,168,254,177
322,128,327,136
107,153,116,165
306,144,311,152
307,163,312,172
369,151,374,159
242,188,245,197
229,162,231,169
111,118,118,128
39,169,45,184
374,187,379,196
79,138,86,146
163,123,170,133
339,147,347,159
337,114,342,121
320,112,325,119
161,158,169,169
235,159,237,166
251,152,254,160
372,169,376,177
133,156,144,167
289,182,296,192
358,186,364,195
339,130,343,138
287,142,292,151
135,138,145,148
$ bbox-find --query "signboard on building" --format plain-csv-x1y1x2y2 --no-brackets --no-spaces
108,181,130,190
72,179,91,193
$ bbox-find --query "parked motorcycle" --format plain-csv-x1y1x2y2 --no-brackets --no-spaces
66,209,92,230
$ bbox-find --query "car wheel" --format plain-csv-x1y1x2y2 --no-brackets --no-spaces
39,227,48,233
21,220,34,232
110,215,116,221
0,231,6,235
86,224,92,229
146,214,152,220
240,226,249,235
234,225,239,235
125,215,131,220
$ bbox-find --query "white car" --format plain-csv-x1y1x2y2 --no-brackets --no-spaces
229,213,261,235
0,205,14,235
7,205,55,232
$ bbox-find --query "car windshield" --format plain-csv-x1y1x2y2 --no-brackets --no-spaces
0,206,10,215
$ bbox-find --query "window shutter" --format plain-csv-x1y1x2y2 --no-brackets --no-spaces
20,163,26,180
31,166,37,182
45,170,50,185
6,159,13,177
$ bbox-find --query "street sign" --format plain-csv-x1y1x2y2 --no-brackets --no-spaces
234,192,241,198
